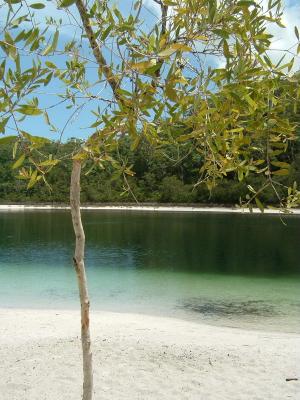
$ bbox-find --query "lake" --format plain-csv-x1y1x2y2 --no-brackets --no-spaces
0,210,299,333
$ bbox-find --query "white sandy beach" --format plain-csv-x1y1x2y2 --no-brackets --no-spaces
0,309,299,400
0,204,300,214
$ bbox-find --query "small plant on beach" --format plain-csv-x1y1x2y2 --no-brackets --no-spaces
1,0,299,398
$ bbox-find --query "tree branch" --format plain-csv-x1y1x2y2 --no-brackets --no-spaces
75,0,120,98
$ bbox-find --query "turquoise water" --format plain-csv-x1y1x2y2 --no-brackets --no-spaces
0,210,299,332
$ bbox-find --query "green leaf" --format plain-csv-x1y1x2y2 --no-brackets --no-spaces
272,169,290,176
59,0,76,7
15,30,25,42
43,111,50,125
263,55,272,68
253,34,272,41
38,159,59,167
29,3,45,9
22,131,50,146
194,35,208,41
43,72,53,86
13,142,18,159
101,25,113,41
271,161,290,169
12,154,25,169
4,31,17,60
163,0,176,4
45,61,57,69
208,0,216,22
255,197,264,213
244,94,257,110
223,40,230,58
165,85,178,102
237,169,244,182
43,30,59,55
17,105,43,116
0,117,10,133
237,0,257,6
158,43,192,58
0,60,5,80
133,0,141,10
130,60,156,72
113,7,123,22
247,185,256,194
27,169,38,189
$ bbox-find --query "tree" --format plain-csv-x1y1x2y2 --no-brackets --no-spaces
1,0,299,398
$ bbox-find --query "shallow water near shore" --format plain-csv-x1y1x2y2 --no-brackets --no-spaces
0,210,299,333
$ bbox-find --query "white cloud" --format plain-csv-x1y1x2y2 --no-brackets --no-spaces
213,0,300,71
141,0,300,71
142,0,161,15
258,0,300,70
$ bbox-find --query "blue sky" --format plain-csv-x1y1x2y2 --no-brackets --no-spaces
1,1,161,141
1,0,300,142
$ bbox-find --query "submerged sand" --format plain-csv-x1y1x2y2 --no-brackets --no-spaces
0,308,299,399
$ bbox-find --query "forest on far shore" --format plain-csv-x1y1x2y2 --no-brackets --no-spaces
1,137,300,206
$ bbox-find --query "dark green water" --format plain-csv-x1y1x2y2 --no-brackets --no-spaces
0,210,299,332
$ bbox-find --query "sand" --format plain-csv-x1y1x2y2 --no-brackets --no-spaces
0,204,300,214
0,308,299,400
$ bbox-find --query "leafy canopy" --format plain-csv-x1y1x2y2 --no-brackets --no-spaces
0,0,299,209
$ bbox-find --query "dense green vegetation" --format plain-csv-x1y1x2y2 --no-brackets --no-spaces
1,137,299,205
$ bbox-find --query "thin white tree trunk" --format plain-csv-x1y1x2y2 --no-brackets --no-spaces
70,160,93,400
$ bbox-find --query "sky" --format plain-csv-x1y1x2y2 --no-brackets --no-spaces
266,0,300,65
1,0,300,142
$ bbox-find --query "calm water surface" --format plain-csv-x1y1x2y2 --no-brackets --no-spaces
0,210,299,333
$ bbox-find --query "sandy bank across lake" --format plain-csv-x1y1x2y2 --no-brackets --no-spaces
0,308,299,399
0,204,300,215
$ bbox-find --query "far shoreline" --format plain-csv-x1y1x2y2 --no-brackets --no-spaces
0,203,299,215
